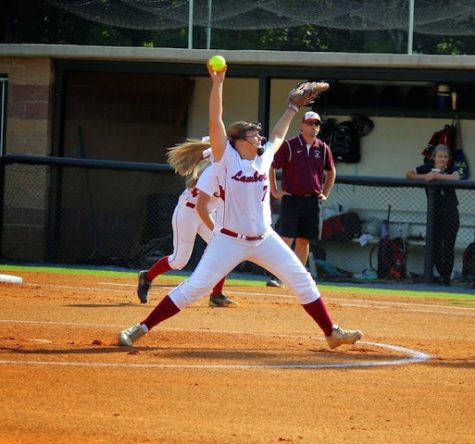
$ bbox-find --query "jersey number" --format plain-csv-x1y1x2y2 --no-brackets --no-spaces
261,185,268,202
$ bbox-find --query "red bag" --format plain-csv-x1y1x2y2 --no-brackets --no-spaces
321,214,345,240
421,124,456,162
321,212,362,241
377,238,407,279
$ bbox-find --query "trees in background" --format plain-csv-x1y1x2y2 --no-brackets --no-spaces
1,0,473,55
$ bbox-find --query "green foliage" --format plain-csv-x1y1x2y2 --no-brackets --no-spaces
415,34,475,55
1,0,473,54
435,37,469,56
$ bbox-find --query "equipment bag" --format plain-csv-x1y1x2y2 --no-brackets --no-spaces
321,212,362,241
351,113,374,137
376,237,407,279
329,121,361,163
453,118,469,180
421,124,456,162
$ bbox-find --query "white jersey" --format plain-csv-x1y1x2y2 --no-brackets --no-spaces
177,164,219,212
212,141,273,237
196,162,219,207
168,142,321,311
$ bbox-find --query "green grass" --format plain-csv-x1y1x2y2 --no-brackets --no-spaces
0,263,258,286
1,264,138,278
318,284,475,302
1,263,474,303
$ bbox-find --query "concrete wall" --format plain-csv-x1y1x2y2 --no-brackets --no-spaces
188,76,261,139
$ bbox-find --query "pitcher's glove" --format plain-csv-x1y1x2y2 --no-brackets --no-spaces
288,81,329,112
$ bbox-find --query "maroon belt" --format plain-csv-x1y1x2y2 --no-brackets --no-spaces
186,202,195,209
220,228,263,241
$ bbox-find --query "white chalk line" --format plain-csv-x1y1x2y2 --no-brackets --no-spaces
0,319,431,370
19,281,475,318
2,280,455,368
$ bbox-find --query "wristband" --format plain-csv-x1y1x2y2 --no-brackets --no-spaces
288,103,299,113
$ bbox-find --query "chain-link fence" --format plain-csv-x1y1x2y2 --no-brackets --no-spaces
307,178,475,286
1,156,475,287
1,157,190,270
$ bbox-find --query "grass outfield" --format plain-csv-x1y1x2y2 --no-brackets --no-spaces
1,263,475,303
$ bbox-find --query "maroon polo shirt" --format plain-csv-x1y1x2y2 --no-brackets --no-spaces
272,134,334,196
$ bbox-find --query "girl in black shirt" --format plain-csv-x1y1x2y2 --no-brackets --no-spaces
406,144,460,285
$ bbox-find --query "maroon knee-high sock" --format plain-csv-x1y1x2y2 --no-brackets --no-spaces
146,256,172,281
302,298,334,336
141,295,180,330
211,277,226,296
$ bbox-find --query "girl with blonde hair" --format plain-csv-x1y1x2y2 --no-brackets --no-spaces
136,137,235,307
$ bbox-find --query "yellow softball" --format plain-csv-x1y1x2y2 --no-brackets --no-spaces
208,55,226,72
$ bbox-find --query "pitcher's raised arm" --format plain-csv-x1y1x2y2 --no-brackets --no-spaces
207,63,228,162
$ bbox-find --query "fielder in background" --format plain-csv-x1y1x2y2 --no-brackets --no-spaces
406,144,460,286
118,62,362,349
267,110,336,287
136,143,235,307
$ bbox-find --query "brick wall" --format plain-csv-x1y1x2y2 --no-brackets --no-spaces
1,57,54,261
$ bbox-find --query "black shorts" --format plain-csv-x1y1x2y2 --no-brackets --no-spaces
277,195,321,241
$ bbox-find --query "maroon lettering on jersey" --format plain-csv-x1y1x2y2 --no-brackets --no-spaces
231,171,267,183
219,185,225,201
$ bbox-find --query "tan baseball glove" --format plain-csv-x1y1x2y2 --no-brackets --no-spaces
288,81,330,111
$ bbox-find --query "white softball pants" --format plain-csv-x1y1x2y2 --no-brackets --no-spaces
169,229,320,309
168,204,213,270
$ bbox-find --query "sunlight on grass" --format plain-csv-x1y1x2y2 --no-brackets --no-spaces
1,263,474,301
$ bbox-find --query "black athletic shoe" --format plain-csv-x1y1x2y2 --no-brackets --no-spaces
137,270,151,303
208,294,237,307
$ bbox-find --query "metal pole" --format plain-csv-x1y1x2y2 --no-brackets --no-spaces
0,80,5,257
257,75,271,132
408,0,414,54
188,0,193,49
423,187,435,283
206,0,212,49
0,80,5,156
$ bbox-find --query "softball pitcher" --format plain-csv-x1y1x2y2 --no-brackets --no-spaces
119,63,362,349
137,146,235,308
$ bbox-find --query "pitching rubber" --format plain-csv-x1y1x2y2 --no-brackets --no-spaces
0,274,23,284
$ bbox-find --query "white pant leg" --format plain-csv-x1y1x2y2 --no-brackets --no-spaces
248,230,320,305
197,221,213,244
169,234,250,309
168,205,202,270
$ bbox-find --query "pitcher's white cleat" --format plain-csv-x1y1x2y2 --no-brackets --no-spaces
118,324,147,346
326,325,362,349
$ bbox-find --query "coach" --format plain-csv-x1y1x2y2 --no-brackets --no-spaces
268,111,336,286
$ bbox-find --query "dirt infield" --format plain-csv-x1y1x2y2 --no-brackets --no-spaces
0,270,474,444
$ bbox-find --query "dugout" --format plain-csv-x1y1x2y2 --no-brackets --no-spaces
1,45,475,281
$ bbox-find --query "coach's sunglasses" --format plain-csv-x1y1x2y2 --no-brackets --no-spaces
304,120,321,126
